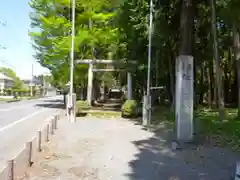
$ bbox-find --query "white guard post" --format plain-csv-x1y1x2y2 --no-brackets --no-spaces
67,93,76,123
142,95,151,126
87,63,93,105
142,95,148,126
127,72,133,100
235,162,240,180
175,55,194,142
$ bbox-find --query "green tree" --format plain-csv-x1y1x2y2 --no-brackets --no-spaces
29,0,120,89
0,67,24,89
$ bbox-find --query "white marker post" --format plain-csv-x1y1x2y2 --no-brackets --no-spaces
68,0,76,123
175,55,194,142
235,162,240,180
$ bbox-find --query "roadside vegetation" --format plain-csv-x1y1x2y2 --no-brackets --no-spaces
29,0,240,151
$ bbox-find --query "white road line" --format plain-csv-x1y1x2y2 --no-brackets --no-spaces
0,96,62,112
0,107,19,112
0,102,36,112
0,103,61,133
0,100,37,111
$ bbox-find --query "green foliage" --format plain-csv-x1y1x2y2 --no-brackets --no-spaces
121,99,138,117
29,0,120,87
29,0,240,135
0,67,24,89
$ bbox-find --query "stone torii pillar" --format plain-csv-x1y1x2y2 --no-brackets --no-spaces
87,63,93,105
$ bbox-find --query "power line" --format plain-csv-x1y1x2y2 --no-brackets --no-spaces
0,21,7,50
0,46,6,50
0,21,7,27
0,59,15,69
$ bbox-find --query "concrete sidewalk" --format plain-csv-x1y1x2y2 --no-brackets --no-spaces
23,117,239,180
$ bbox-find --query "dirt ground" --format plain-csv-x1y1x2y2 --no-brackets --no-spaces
20,116,239,180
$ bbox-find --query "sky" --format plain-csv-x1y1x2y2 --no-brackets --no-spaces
0,0,50,79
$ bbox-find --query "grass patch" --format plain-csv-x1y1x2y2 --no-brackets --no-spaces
0,96,41,102
151,106,175,124
152,106,240,151
77,110,121,118
0,98,14,101
196,108,240,151
76,100,121,118
87,111,121,118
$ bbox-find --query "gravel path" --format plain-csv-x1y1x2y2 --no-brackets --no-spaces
22,117,239,180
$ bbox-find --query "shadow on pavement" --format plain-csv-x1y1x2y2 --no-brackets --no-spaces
34,103,65,109
90,107,121,112
125,122,237,180
43,99,63,103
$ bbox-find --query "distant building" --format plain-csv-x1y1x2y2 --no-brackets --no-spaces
22,77,42,87
0,73,14,92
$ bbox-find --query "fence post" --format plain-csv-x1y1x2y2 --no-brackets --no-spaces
45,124,49,142
51,118,54,135
37,130,42,152
54,115,57,129
26,141,32,167
7,160,13,180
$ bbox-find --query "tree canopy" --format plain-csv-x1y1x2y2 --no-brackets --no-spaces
29,0,240,114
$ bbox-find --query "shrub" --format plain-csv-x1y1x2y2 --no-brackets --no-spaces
10,88,29,96
121,100,138,117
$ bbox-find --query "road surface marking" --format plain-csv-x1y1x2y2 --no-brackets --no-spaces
0,103,61,132
0,102,36,112
0,101,37,111
0,96,62,112
0,107,19,112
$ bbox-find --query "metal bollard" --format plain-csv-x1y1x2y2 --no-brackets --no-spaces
235,162,240,180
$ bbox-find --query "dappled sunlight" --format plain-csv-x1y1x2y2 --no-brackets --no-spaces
125,127,237,180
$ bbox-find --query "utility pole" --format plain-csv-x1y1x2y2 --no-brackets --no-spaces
42,75,45,96
0,21,6,50
87,17,94,105
67,0,76,123
210,0,225,121
143,0,153,126
30,64,33,97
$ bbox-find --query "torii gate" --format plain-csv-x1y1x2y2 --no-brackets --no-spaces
76,59,137,104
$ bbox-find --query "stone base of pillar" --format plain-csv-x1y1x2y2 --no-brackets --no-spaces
127,72,132,100
67,93,76,123
142,95,151,126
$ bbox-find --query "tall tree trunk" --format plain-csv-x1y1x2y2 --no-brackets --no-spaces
169,52,174,108
199,62,204,105
179,0,194,55
156,51,159,87
175,0,195,141
210,0,225,121
233,24,240,118
207,61,212,108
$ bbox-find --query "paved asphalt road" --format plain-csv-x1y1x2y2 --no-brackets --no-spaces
0,95,64,171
